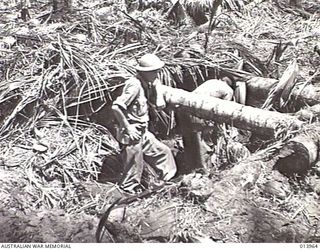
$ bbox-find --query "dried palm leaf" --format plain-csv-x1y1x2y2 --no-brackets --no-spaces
262,59,299,110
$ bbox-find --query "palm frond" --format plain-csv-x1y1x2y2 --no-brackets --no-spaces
262,60,299,110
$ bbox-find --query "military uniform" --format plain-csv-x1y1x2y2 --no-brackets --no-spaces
113,77,177,192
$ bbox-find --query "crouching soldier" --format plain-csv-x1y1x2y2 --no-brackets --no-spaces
112,53,177,194
180,77,246,172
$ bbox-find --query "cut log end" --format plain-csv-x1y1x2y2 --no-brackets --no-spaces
275,140,317,177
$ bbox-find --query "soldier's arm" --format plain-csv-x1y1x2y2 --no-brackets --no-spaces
112,104,141,141
112,79,141,141
111,104,130,131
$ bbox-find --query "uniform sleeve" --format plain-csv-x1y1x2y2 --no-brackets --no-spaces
113,78,140,110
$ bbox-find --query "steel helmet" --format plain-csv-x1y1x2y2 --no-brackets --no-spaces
135,53,165,72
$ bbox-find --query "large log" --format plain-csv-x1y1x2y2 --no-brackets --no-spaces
275,125,320,176
295,103,320,122
159,85,304,137
246,77,320,108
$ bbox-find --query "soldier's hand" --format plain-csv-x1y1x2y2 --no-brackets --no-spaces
126,124,142,141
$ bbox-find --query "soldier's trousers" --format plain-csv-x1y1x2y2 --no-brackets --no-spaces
120,131,177,189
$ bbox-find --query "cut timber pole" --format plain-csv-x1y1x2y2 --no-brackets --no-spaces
295,103,320,121
158,85,303,137
246,77,320,108
275,125,320,176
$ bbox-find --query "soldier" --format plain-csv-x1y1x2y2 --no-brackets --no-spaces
112,53,177,194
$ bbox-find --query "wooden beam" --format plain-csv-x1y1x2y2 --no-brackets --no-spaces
159,84,304,137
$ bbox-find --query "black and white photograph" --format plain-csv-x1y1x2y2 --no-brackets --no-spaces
0,0,320,246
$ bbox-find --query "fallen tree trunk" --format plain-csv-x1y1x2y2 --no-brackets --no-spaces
295,103,320,122
246,77,320,108
227,124,320,182
275,125,320,176
159,84,303,137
